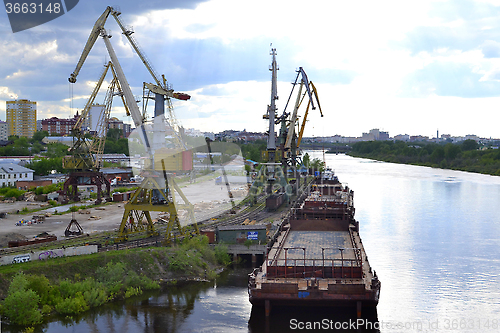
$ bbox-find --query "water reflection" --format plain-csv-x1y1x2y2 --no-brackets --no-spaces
42,282,213,333
249,306,379,333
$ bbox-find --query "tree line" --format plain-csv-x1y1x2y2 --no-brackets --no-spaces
348,140,500,176
5,129,130,176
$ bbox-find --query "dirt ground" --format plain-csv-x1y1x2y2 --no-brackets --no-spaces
0,178,248,243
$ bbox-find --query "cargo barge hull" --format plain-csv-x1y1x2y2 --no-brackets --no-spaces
248,177,380,316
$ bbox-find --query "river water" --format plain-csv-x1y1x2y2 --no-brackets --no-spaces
4,154,500,332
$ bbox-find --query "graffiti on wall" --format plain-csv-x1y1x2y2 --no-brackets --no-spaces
38,249,64,260
12,254,31,264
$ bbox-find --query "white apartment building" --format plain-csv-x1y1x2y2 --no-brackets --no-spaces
0,121,8,141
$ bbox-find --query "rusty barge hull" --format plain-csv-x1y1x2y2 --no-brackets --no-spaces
248,177,380,314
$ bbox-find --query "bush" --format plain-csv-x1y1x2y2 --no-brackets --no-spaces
244,239,254,248
27,275,52,305
2,289,42,325
124,286,142,298
54,292,89,315
96,262,126,286
8,272,29,293
214,244,231,266
4,188,25,200
83,287,108,307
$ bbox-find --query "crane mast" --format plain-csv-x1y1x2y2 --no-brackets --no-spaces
266,47,278,162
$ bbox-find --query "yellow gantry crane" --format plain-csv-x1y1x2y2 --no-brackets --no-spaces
68,6,196,241
297,82,323,147
63,61,126,204
277,68,323,193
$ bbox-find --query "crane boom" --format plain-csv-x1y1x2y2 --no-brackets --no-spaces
297,81,323,147
110,11,163,88
283,67,316,150
68,6,193,154
69,7,112,83
284,81,303,150
101,30,143,128
64,62,121,171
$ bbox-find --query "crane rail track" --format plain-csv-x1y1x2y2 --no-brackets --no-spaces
1,179,315,255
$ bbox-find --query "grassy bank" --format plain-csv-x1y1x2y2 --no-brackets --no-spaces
348,140,500,176
0,236,231,327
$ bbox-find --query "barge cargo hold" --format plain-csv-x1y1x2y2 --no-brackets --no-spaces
248,176,380,316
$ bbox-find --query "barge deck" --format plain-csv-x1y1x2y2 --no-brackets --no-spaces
248,176,380,316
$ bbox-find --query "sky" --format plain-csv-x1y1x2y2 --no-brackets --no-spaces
1,0,500,139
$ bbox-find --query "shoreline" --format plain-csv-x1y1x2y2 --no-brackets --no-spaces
0,236,230,327
344,152,500,177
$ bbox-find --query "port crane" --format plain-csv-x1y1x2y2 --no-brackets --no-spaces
278,68,323,191
63,61,125,204
250,47,289,209
68,6,196,241
253,50,323,208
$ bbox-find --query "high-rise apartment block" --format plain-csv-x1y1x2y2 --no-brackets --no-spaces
6,99,37,138
0,121,8,141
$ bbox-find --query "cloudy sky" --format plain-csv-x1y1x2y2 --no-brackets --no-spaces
1,0,500,139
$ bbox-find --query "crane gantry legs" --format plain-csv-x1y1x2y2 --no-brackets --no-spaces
116,164,197,242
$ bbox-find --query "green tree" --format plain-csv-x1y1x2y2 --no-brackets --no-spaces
444,143,461,160
462,139,479,151
310,158,326,172
430,146,445,163
302,153,311,167
45,143,70,158
27,157,66,175
30,130,49,143
107,128,123,141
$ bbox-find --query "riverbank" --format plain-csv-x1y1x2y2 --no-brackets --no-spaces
0,236,230,327
346,140,500,176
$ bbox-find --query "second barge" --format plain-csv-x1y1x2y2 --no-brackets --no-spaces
248,174,380,316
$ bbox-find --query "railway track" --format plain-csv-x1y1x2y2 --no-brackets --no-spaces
1,179,316,255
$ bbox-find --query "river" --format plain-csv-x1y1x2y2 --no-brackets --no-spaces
4,154,500,332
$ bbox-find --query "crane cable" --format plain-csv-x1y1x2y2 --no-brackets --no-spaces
68,82,77,223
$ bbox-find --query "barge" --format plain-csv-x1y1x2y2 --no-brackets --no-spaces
248,175,380,316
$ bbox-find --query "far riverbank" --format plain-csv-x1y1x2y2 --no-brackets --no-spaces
342,140,500,176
